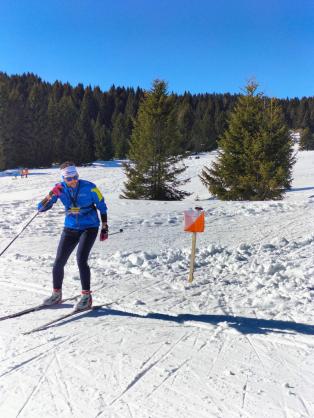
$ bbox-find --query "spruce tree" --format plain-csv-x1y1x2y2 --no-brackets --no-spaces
177,93,194,151
74,90,95,163
121,80,190,200
48,95,79,163
111,112,132,158
47,96,64,163
0,84,30,169
26,83,51,167
200,81,295,200
0,79,11,169
93,115,113,160
299,127,314,150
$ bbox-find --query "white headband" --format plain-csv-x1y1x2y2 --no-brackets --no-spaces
61,165,78,178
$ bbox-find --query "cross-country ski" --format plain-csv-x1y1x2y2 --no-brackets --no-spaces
0,295,79,321
23,305,104,334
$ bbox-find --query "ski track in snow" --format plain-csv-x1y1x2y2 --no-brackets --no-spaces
0,152,314,417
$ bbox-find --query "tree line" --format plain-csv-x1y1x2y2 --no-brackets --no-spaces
1,71,314,171
122,79,294,201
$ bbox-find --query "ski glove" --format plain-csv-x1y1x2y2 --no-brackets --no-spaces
38,202,51,212
50,184,63,197
100,224,109,241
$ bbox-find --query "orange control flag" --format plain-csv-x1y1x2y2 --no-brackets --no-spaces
184,209,205,233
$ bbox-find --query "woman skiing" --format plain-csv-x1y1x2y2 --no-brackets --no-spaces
38,161,108,311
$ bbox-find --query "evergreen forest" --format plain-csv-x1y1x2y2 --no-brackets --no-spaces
0,72,314,170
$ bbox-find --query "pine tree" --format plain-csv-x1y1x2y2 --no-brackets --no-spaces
26,83,51,167
48,95,79,163
299,127,314,150
0,83,30,169
111,112,132,158
47,96,64,163
74,90,95,163
0,79,10,170
60,96,80,162
177,93,194,152
200,81,295,200
93,115,113,160
121,80,190,200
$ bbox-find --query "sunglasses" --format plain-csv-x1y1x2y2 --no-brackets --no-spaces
63,175,78,182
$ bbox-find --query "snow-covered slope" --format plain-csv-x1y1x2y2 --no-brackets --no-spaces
0,151,313,418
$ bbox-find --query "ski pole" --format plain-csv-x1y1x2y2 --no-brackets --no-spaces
0,189,54,258
0,211,40,257
109,228,124,236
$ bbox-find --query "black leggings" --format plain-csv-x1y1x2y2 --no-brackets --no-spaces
53,227,98,291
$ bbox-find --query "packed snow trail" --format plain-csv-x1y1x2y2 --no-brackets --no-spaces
0,152,313,417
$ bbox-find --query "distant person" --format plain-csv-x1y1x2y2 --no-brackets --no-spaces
37,161,108,311
24,168,29,178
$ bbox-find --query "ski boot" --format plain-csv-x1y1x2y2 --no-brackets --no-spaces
43,289,62,305
75,291,92,311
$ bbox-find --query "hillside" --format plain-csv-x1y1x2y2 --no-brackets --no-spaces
0,151,313,418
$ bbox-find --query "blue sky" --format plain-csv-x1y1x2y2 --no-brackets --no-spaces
1,0,314,98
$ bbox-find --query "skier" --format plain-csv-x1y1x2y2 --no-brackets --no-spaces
38,161,108,311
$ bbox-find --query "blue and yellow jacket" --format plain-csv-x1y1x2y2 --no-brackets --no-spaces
38,179,108,230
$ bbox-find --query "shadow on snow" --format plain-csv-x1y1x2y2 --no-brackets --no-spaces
59,308,314,336
287,186,314,193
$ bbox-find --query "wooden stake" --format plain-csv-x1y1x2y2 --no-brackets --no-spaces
188,232,197,283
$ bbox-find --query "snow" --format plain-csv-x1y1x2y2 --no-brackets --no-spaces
0,151,313,418
290,130,301,144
